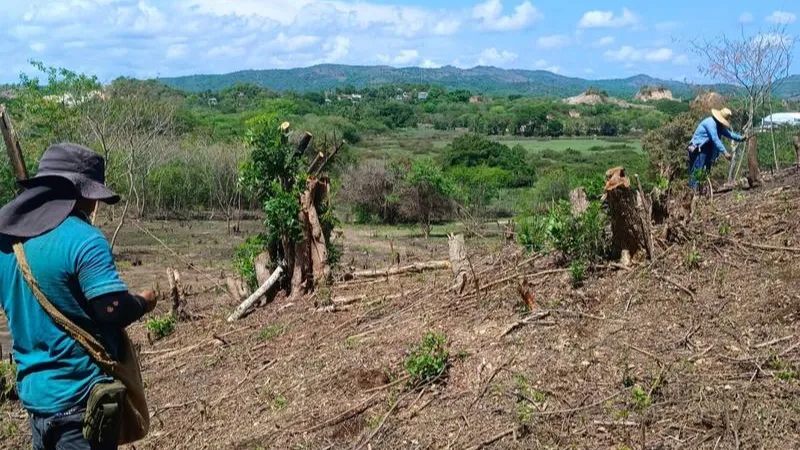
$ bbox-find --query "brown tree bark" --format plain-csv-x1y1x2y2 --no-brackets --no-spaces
604,167,653,262
304,178,331,287
793,135,800,168
448,234,468,294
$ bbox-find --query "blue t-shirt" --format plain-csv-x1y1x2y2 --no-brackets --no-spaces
0,215,128,415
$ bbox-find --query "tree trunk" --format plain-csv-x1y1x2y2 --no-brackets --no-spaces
747,134,760,188
167,268,188,321
304,179,331,287
448,234,468,294
604,167,653,263
569,187,589,215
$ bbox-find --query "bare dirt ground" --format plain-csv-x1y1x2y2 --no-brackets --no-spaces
3,175,800,449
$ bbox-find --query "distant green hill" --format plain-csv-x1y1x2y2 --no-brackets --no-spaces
157,64,798,100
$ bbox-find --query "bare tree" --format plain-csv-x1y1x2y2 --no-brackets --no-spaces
201,142,246,233
691,26,795,184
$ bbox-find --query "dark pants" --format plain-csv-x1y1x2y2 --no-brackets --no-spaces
688,146,715,189
30,407,117,450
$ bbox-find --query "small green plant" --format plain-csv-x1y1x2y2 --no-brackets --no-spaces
718,221,731,235
145,314,176,340
734,191,744,202
776,368,798,382
686,250,702,269
655,176,669,190
270,394,287,411
233,234,269,290
0,360,16,402
514,373,546,426
569,259,586,287
631,384,652,411
258,325,286,341
404,332,449,386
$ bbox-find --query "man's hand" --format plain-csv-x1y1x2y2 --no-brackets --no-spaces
139,289,158,313
724,153,732,161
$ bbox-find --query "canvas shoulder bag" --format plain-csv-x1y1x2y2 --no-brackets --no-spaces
12,242,149,445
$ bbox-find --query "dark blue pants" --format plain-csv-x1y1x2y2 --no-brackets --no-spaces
688,147,715,189
30,407,117,450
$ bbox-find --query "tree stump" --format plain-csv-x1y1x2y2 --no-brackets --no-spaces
448,234,468,295
569,187,589,215
793,135,800,167
604,167,653,263
167,268,189,320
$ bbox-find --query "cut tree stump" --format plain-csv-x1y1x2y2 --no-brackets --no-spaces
604,167,653,263
448,234,468,295
569,187,589,215
167,268,189,320
793,135,800,167
345,261,451,280
225,277,250,302
227,265,284,322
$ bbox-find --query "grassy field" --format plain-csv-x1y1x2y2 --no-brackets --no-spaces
353,128,643,160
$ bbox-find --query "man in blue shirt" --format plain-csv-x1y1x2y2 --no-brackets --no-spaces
0,143,156,450
688,107,747,189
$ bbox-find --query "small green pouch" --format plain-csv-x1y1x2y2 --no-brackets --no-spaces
83,381,126,444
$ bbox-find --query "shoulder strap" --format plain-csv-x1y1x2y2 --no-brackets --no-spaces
12,242,118,369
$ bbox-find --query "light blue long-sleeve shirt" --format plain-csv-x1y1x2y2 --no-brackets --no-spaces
690,116,744,158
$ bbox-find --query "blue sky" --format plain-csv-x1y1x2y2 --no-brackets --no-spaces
1,0,797,84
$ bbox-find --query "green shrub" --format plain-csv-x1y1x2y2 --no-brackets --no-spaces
404,332,449,386
0,360,16,402
569,259,586,287
517,201,608,263
233,235,269,290
145,314,176,340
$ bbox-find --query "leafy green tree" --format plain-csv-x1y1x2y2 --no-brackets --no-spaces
400,159,455,237
378,102,415,129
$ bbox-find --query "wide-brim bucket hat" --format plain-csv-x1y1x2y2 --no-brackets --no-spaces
0,143,119,238
712,108,733,129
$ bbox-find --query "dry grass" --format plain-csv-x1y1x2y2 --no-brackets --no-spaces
3,174,800,449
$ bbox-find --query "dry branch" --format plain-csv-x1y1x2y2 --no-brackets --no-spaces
346,260,451,280
227,265,284,322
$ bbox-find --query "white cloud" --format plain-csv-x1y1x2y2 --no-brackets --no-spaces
29,42,46,53
473,0,542,31
166,44,187,59
592,36,615,47
578,8,639,29
766,11,797,25
207,45,245,58
584,68,595,74
536,34,570,49
322,35,350,62
739,12,754,24
655,21,678,32
378,49,419,65
605,46,674,62
420,59,442,69
270,32,320,52
433,19,460,35
672,54,689,65
534,59,560,73
477,47,518,65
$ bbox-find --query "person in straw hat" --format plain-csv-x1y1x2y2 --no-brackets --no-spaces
687,107,747,189
0,143,157,449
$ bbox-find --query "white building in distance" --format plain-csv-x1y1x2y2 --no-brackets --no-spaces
761,112,800,128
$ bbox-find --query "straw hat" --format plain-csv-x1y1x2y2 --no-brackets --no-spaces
711,108,733,129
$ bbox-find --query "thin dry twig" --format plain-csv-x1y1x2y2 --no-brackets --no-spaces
465,428,516,450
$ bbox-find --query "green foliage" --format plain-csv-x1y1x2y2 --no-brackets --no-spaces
404,332,449,386
233,235,269,290
642,112,700,181
0,360,16,402
258,324,286,341
145,314,176,340
686,250,702,269
403,159,457,236
569,259,586,287
630,384,653,411
443,134,532,187
718,221,732,236
517,201,608,263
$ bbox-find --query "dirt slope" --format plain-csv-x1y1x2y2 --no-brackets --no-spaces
3,176,800,449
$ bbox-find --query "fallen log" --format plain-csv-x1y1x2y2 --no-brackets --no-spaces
345,260,451,280
227,265,284,322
